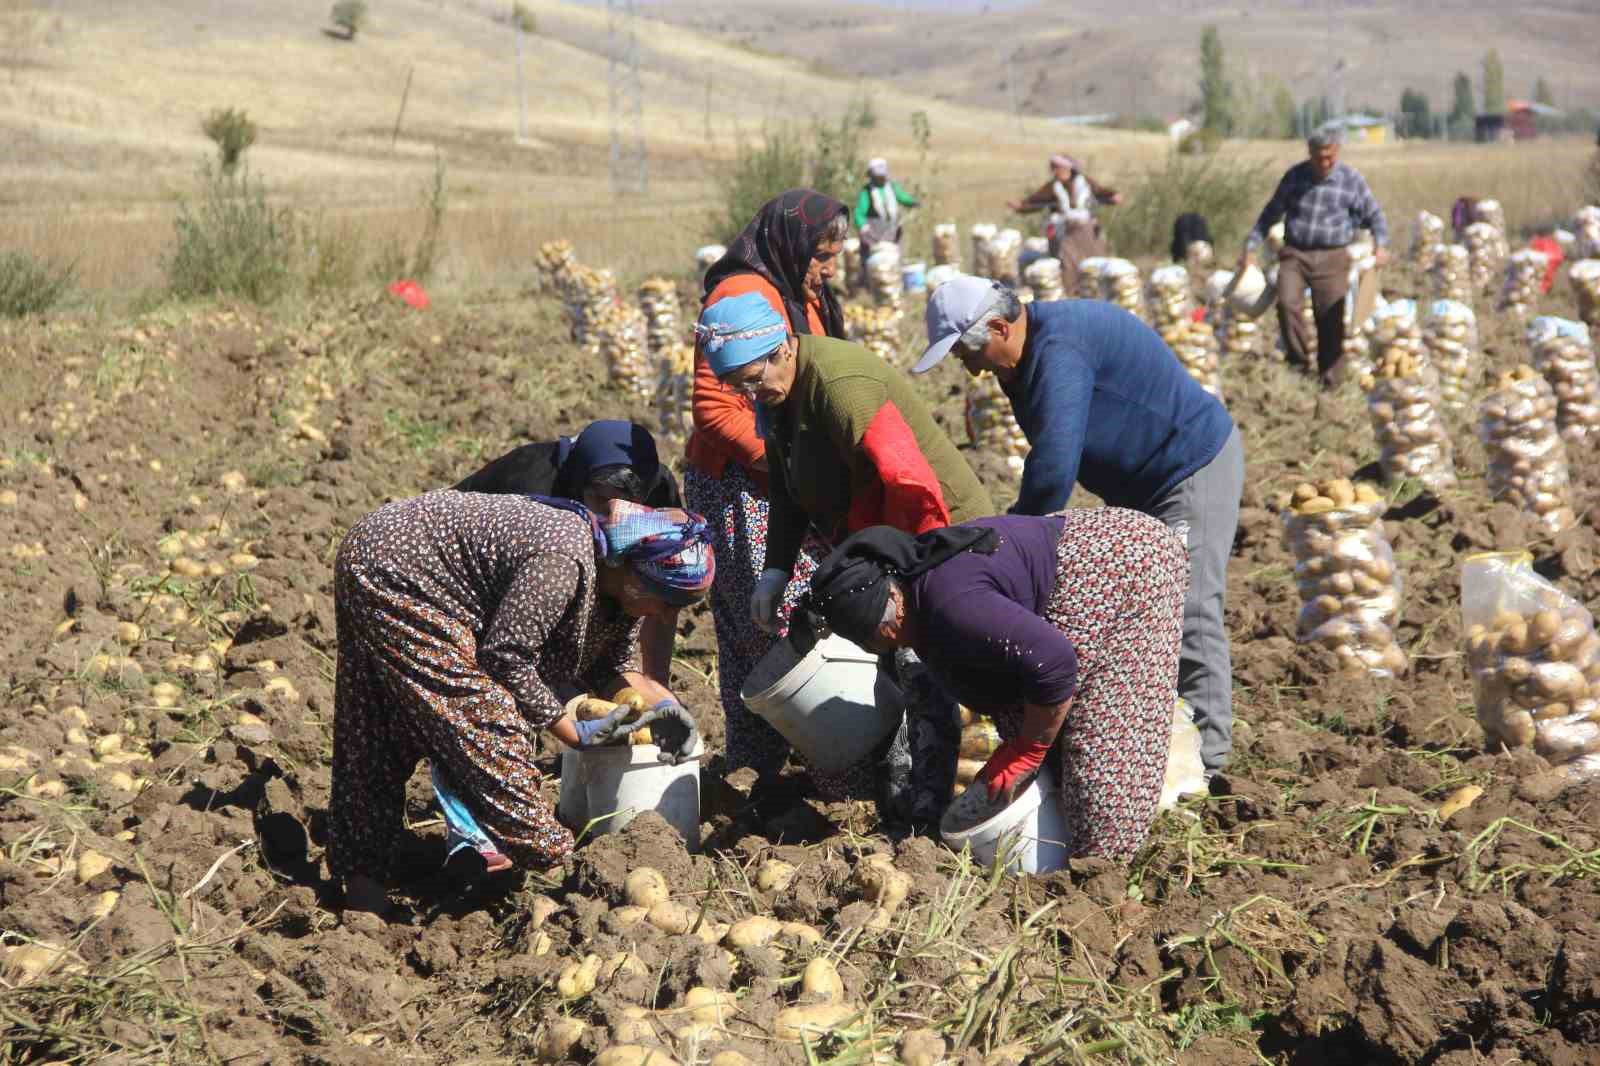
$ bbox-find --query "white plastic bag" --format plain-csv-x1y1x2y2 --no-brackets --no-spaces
1462,552,1600,780
1160,698,1207,809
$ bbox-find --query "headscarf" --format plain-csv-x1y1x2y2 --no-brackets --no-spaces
703,189,847,340
554,421,661,498
534,497,715,606
1049,153,1080,173
801,524,998,647
867,158,889,179
694,292,787,376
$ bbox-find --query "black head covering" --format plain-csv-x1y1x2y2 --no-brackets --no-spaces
1170,212,1213,264
802,524,998,648
554,421,661,499
703,189,847,340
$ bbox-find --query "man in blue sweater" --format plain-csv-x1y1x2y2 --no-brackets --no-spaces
914,276,1244,774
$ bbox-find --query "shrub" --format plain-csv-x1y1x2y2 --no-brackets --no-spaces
1102,150,1271,260
164,165,298,304
330,0,367,39
372,154,448,283
510,2,536,33
0,250,74,318
200,107,257,175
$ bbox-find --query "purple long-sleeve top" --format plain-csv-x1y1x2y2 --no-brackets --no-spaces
907,514,1077,711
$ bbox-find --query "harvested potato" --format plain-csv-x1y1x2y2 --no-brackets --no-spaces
774,1003,857,1041
75,849,113,884
602,952,648,981
682,986,738,1025
625,866,669,908
800,957,844,1002
557,954,603,1000
528,895,560,928
612,905,648,928
708,1053,754,1066
594,1046,681,1066
852,854,912,915
780,921,822,946
1362,310,1457,493
646,901,697,936
611,1006,657,1044
535,1017,586,1062
754,858,796,894
723,915,783,951
1436,785,1484,822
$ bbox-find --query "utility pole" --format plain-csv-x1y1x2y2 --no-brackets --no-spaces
607,0,647,196
514,15,527,141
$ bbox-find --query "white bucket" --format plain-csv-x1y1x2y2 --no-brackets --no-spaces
559,741,704,850
940,762,1070,875
901,261,928,293
740,633,902,773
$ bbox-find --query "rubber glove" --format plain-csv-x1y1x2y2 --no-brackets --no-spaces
750,569,789,633
638,700,699,765
573,705,645,748
976,737,1052,802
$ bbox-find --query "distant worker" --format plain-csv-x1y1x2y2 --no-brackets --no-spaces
1008,154,1123,289
1239,130,1390,386
854,157,918,261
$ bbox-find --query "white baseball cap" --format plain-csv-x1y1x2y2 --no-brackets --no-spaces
913,275,1006,374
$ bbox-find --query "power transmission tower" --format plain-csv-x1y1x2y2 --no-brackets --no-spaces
607,0,647,196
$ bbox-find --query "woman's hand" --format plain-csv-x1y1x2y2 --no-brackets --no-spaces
571,706,648,748
977,698,1072,801
637,700,700,765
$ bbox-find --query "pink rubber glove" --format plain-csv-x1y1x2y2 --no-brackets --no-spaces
977,738,1052,802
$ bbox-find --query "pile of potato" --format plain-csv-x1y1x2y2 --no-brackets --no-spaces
964,372,1027,474
572,691,656,746
844,303,903,366
953,707,1000,798
982,228,1023,286
1463,222,1506,296
1570,259,1600,329
1099,259,1145,319
1279,478,1408,677
1430,244,1473,304
1498,249,1548,319
1023,256,1065,301
1146,265,1193,329
654,342,695,447
1529,316,1600,444
864,244,904,313
932,222,960,267
1477,366,1577,534
638,278,682,356
969,223,998,278
1423,299,1480,412
1160,319,1224,400
1361,347,1457,492
596,304,653,399
1576,206,1600,260
1462,555,1600,779
1410,210,1445,267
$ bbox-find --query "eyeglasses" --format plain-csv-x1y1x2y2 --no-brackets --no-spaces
724,353,774,397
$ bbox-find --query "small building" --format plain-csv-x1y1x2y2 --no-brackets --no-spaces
1501,99,1564,141
1319,113,1393,145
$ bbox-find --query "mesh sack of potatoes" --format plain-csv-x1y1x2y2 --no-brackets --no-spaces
865,243,905,312
969,223,998,278
1146,265,1193,329
1472,198,1508,234
1462,551,1600,779
835,238,862,296
1529,316,1600,444
637,278,682,356
1361,345,1457,492
1023,256,1066,302
571,266,619,353
1160,318,1224,400
1430,244,1473,304
1463,222,1506,295
964,372,1028,473
1279,478,1407,677
1497,249,1548,320
1423,299,1480,412
1075,256,1110,300
1576,206,1600,260
1183,239,1214,277
845,303,903,366
925,264,963,293
1099,258,1145,319
654,342,695,446
983,228,1023,286
1477,366,1577,535
933,222,960,267
596,305,653,399
1570,259,1600,329
1410,210,1446,267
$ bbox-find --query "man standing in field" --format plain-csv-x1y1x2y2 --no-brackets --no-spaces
1240,130,1389,386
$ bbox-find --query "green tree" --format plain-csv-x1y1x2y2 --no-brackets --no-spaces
200,107,257,174
1448,71,1476,136
1534,77,1554,107
330,0,367,40
510,2,536,33
1398,88,1431,138
1270,84,1297,139
1481,49,1505,113
1198,25,1232,135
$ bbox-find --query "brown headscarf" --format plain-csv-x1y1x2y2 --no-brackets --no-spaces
703,189,847,339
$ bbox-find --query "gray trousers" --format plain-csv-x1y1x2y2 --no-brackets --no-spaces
1147,427,1244,771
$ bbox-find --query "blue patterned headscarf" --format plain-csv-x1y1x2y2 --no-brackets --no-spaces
533,496,714,606
694,291,788,376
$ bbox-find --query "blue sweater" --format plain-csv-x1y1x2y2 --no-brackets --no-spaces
1003,300,1234,514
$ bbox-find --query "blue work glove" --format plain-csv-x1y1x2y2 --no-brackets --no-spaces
573,706,644,748
637,699,699,765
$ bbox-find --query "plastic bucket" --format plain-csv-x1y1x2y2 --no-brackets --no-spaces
559,741,704,850
740,633,902,773
901,261,928,294
940,762,1070,874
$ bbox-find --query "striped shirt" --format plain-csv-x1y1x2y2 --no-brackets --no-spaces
1247,160,1388,251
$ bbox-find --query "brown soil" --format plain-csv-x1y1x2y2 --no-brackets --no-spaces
4,270,1600,1065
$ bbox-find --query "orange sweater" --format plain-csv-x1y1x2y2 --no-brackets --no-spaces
684,274,825,490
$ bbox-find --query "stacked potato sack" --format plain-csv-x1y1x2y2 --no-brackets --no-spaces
1464,222,1506,296
1183,239,1214,277
1361,345,1457,492
596,303,652,399
1099,258,1144,319
1075,257,1109,300
1165,319,1224,400
537,239,584,340
932,223,960,267
969,223,998,279
1280,478,1407,677
1498,249,1548,319
637,278,682,357
1576,206,1600,260
1410,210,1446,268
1423,299,1480,412
964,372,1027,474
1146,265,1194,329
1529,316,1600,444
1023,257,1066,302
1570,259,1600,329
1472,198,1508,234
571,266,621,355
983,228,1023,286
845,303,902,366
1426,243,1469,304
654,343,695,447
1463,551,1600,778
1478,366,1576,535
864,243,905,312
